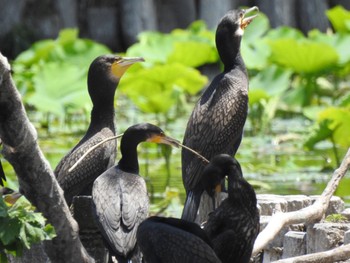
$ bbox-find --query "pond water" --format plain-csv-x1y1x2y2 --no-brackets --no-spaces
1,98,349,217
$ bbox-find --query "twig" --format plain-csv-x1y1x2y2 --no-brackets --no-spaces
175,142,209,164
252,148,350,256
68,134,123,172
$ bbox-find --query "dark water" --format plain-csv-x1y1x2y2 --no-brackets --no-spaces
1,107,349,217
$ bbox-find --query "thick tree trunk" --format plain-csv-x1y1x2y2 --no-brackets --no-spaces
296,0,330,34
330,0,350,10
258,0,297,28
0,53,93,263
156,0,196,32
197,0,234,29
120,0,158,47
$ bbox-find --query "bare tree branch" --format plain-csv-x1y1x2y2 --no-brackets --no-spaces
0,53,93,262
253,148,350,256
273,243,350,263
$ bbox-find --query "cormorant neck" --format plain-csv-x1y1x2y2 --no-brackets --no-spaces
118,137,141,174
224,52,246,73
216,31,245,72
87,75,118,131
89,104,115,129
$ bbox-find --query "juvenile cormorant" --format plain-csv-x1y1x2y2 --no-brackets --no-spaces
92,123,179,262
203,154,260,263
181,7,259,223
55,55,144,205
137,216,221,263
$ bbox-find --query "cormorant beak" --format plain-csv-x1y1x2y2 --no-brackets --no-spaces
111,56,145,78
240,6,259,30
118,57,145,67
147,134,180,148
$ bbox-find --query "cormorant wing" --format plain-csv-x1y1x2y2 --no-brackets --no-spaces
92,168,149,256
55,128,116,202
182,73,248,191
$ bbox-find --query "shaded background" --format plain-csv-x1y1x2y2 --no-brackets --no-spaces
1,0,350,60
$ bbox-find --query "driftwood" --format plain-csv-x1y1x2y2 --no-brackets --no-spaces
0,53,93,262
253,148,350,260
274,243,350,263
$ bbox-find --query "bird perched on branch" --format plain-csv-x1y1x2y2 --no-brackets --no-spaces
203,154,259,263
55,55,144,205
92,123,179,263
181,7,259,224
137,216,221,263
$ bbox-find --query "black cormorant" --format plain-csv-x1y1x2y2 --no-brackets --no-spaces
203,154,259,263
181,7,259,223
55,55,144,205
92,123,179,262
137,216,221,263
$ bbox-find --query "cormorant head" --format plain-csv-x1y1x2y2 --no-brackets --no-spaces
121,123,179,151
200,154,241,196
216,7,258,69
118,123,179,173
87,55,144,103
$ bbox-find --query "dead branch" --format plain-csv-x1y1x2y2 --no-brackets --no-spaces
252,148,350,256
0,53,94,262
273,243,350,263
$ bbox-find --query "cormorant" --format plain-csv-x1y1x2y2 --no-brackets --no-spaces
137,216,221,263
92,123,179,262
203,154,259,263
181,7,259,223
55,55,144,205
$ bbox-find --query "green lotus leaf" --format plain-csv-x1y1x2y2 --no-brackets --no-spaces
268,38,339,74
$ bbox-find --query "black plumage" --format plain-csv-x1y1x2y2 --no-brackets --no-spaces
137,216,221,263
0,159,5,187
203,154,260,263
92,123,179,262
0,140,5,187
55,55,143,205
181,7,259,223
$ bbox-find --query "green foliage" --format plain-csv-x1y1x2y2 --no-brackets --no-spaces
120,21,213,122
13,28,111,120
127,21,217,67
120,63,207,114
268,38,339,74
0,197,56,259
249,65,292,133
241,6,350,159
325,213,348,223
305,107,350,149
241,12,271,70
326,6,350,33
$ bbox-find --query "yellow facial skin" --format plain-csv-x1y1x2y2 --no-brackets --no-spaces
146,134,180,147
111,57,145,78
